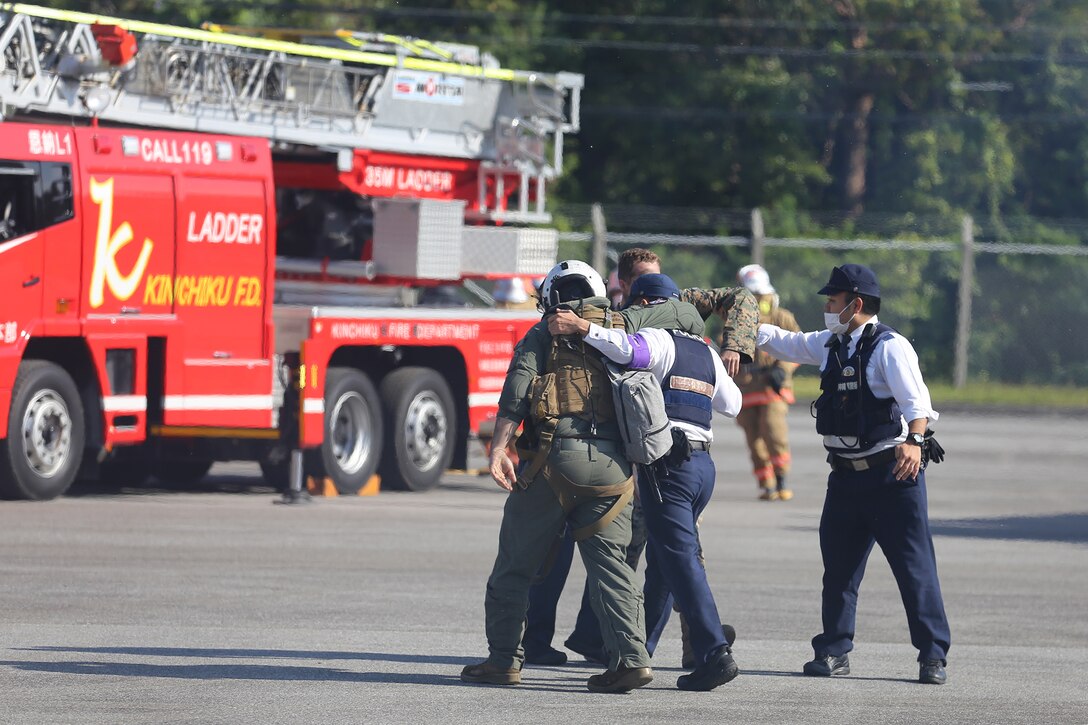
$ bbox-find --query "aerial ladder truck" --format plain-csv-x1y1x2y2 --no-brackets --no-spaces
0,3,583,499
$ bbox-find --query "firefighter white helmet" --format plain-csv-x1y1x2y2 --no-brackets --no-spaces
493,277,529,304
737,263,775,295
539,260,607,308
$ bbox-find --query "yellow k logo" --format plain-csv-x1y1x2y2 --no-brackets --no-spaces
88,178,154,309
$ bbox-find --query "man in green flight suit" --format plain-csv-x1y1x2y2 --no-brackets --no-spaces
462,259,658,693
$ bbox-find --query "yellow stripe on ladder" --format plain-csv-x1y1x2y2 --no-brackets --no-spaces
8,2,523,82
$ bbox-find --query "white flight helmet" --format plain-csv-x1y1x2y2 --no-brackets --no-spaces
539,260,607,309
737,263,775,295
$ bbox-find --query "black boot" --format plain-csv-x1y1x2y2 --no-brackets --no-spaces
676,646,739,691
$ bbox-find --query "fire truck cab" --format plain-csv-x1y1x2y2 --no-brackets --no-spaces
0,123,266,496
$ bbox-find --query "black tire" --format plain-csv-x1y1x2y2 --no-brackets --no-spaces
314,368,382,494
0,360,85,501
379,367,455,492
153,459,214,487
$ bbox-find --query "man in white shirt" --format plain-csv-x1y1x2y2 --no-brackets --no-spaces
756,263,950,685
548,273,743,691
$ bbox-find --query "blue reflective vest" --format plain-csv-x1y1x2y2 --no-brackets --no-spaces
663,330,716,431
814,323,903,450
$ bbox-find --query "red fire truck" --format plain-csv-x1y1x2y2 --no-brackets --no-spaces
0,5,582,500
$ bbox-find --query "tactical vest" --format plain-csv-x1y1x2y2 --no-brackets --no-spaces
663,329,716,431
813,323,903,451
528,303,624,430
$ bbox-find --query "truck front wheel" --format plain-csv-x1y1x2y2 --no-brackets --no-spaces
0,360,85,501
316,368,382,494
379,367,455,492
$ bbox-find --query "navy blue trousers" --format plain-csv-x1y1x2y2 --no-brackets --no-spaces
813,463,951,663
642,450,727,666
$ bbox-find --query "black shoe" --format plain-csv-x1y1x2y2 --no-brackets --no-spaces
803,653,850,677
677,646,739,691
524,647,567,666
565,637,607,665
682,624,738,669
586,665,654,693
919,659,947,685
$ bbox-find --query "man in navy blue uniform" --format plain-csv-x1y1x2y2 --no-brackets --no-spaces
756,263,951,685
549,273,743,691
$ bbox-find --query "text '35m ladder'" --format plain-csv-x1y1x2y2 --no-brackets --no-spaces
0,3,583,223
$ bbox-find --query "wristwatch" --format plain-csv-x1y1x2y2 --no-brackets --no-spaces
905,432,925,446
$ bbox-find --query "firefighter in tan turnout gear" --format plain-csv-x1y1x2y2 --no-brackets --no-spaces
734,265,801,500
462,260,654,694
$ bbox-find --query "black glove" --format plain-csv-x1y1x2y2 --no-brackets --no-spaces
922,430,945,467
767,367,787,394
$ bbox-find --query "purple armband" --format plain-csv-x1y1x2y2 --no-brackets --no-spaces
628,334,652,369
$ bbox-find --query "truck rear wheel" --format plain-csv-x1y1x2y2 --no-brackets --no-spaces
315,368,382,494
0,360,85,501
379,367,455,492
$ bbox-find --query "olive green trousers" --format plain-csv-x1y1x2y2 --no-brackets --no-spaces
482,437,651,671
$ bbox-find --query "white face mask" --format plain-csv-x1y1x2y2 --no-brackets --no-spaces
824,304,856,335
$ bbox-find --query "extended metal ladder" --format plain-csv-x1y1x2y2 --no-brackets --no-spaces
0,3,582,222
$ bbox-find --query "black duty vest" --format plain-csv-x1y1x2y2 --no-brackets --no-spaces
663,330,716,431
814,323,903,450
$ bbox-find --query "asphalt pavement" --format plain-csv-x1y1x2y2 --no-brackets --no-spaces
1,408,1086,724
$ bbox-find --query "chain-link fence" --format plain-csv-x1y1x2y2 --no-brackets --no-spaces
553,203,1088,387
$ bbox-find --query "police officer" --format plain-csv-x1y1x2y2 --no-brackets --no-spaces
550,273,743,692
461,260,654,694
521,250,757,666
756,263,951,685
734,264,801,500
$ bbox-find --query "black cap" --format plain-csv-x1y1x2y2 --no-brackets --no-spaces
818,264,880,298
628,273,680,304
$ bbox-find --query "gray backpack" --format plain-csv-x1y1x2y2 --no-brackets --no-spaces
606,362,674,465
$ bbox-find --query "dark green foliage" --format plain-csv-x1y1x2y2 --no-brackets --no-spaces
47,0,1088,383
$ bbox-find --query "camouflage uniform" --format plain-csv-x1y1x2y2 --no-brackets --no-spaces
679,286,758,362
623,286,759,363
734,295,801,499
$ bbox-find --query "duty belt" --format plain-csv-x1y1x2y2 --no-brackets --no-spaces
689,440,711,452
828,448,896,472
